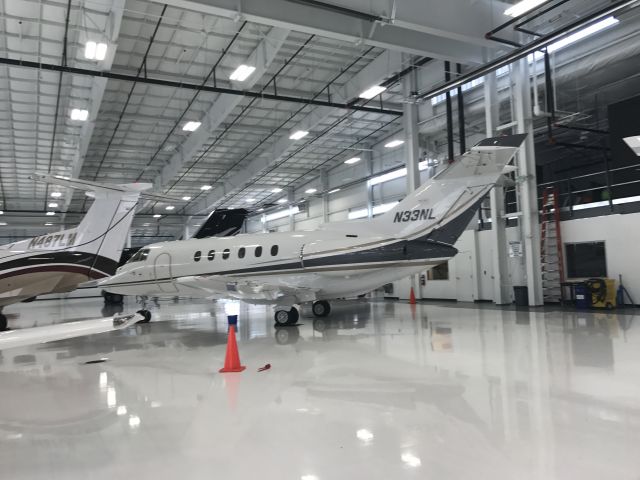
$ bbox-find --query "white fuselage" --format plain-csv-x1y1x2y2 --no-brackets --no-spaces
102,228,452,303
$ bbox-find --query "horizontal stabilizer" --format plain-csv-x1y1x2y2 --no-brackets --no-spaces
30,173,184,203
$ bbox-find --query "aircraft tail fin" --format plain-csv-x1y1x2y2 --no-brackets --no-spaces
31,174,151,277
371,134,526,245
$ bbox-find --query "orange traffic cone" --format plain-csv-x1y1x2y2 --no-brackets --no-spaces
409,287,417,305
219,325,246,373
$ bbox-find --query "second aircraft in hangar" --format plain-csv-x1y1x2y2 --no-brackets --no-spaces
101,134,526,325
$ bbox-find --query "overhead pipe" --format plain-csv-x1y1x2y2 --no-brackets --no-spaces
416,0,638,102
0,57,403,117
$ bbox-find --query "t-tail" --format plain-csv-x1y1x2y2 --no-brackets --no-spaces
28,174,154,278
369,134,526,245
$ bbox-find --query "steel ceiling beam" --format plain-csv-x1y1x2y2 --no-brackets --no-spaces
61,0,127,215
151,0,502,64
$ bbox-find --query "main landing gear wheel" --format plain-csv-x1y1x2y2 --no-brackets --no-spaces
136,309,152,324
312,300,331,317
274,307,299,326
0,313,7,332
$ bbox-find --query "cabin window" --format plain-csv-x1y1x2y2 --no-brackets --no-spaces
208,250,215,261
255,246,262,257
271,245,279,256
238,247,246,259
194,251,202,262
222,249,230,259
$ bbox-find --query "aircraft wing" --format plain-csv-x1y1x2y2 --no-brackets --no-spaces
175,275,319,303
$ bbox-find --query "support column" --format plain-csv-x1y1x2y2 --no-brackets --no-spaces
485,71,511,305
183,216,192,240
513,59,544,306
403,65,421,297
365,150,374,219
320,169,329,223
287,187,295,231
126,230,132,249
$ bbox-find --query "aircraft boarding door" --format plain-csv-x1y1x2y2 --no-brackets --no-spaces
154,252,178,293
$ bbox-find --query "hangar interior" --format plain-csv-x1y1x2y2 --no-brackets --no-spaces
1,0,640,479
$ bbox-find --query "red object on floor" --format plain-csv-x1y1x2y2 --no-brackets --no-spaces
219,325,246,373
258,364,271,372
409,287,417,304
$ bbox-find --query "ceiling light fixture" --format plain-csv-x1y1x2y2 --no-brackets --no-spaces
246,198,256,203
385,139,404,148
359,85,386,99
289,130,309,140
50,192,62,198
0,210,3,215
0,222,6,226
305,188,317,194
344,157,360,165
200,185,212,191
48,202,58,208
504,0,548,17
271,187,283,193
46,211,55,216
84,41,108,60
182,196,191,201
183,121,201,132
153,214,162,218
277,198,287,204
44,222,53,226
70,108,89,121
328,188,341,194
165,205,175,211
229,64,256,81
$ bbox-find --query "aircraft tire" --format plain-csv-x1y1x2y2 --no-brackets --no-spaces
136,309,152,323
312,300,331,317
274,307,299,326
0,313,6,331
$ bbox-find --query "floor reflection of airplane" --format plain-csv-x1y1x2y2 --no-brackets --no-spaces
101,135,526,326
0,175,167,331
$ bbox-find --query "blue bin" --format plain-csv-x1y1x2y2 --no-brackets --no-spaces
575,284,590,309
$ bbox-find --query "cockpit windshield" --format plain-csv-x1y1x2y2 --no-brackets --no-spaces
128,248,150,263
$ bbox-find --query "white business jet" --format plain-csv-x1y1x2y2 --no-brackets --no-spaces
0,174,168,331
101,134,526,325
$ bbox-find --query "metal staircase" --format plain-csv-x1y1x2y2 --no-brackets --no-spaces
540,187,565,302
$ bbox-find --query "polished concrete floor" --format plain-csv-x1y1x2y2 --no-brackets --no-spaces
1,297,640,479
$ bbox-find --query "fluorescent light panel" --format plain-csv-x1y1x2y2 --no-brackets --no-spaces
183,121,201,132
165,205,175,211
84,41,108,60
359,85,386,99
182,196,191,201
229,64,256,81
262,206,300,222
289,130,309,140
344,157,360,165
504,0,548,17
305,188,317,194
384,139,404,148
70,108,89,121
200,185,212,191
277,198,288,204
271,187,283,193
